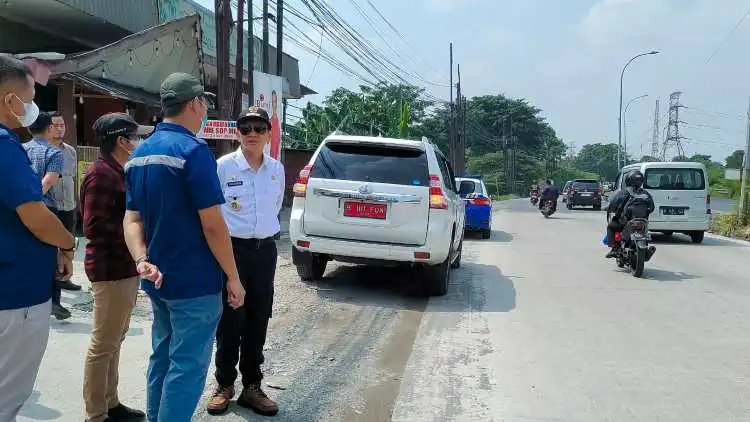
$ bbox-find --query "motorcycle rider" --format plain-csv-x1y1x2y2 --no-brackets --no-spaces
538,180,559,211
605,170,655,258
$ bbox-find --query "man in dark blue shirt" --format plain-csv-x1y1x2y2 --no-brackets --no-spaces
539,179,560,212
0,54,76,422
123,72,245,421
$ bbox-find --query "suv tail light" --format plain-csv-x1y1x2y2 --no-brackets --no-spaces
470,196,491,206
706,193,711,214
429,174,448,209
293,165,312,197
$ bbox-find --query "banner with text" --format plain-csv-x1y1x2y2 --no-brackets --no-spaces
198,120,236,140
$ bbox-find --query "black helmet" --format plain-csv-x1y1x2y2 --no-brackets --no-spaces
625,170,644,188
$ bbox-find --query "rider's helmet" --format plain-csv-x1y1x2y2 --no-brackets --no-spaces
625,170,644,188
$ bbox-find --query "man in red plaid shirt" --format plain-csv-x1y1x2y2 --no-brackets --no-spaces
79,113,152,422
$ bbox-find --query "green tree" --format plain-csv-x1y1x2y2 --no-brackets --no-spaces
726,150,745,168
574,143,619,181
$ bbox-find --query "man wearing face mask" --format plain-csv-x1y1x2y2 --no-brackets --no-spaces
25,111,75,319
0,54,75,422
81,113,152,422
123,72,245,421
207,106,283,417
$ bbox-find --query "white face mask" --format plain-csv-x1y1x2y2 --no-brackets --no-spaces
9,96,39,128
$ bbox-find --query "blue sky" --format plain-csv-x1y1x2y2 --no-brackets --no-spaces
197,0,750,164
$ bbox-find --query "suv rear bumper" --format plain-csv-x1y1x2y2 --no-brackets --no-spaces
648,219,710,232
291,235,447,266
568,194,601,206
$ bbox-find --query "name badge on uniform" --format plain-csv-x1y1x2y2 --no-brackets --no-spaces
227,180,243,187
230,198,241,211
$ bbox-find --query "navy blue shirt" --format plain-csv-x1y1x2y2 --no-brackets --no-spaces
0,123,56,310
124,122,225,300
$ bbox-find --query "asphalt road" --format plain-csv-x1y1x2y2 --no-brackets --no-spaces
19,200,750,421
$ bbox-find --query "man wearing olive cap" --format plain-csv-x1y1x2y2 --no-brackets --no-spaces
123,72,245,421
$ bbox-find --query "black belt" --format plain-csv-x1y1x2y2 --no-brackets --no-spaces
232,235,277,249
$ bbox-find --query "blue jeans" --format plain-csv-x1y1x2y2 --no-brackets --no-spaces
146,293,222,422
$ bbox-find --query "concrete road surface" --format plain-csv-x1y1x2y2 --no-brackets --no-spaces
19,200,750,421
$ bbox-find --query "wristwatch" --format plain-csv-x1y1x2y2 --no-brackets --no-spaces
135,255,149,265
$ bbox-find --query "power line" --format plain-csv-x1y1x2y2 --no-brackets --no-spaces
705,3,750,64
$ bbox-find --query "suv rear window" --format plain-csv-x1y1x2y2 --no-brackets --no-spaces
458,180,482,195
310,142,430,186
644,168,705,190
572,182,599,190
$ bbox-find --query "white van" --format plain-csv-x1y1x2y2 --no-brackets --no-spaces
615,161,710,243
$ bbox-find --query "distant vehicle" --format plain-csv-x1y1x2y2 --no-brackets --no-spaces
566,179,603,210
540,198,556,218
289,134,465,296
561,180,573,202
617,161,710,243
456,176,492,239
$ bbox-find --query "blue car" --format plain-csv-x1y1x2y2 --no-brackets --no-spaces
456,176,492,239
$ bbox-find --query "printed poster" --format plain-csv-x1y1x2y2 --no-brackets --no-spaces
252,71,283,160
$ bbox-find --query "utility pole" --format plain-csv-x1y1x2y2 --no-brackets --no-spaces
276,0,283,76
455,64,463,174
233,0,245,116
661,91,686,160
738,97,750,224
262,0,269,73
448,43,455,166
215,0,232,120
462,95,467,173
651,99,660,158
247,0,254,105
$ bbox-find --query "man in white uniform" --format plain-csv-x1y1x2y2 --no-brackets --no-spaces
207,106,284,417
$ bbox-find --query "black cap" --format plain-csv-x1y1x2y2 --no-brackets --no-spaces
236,106,271,126
28,111,52,132
160,72,216,108
92,113,154,139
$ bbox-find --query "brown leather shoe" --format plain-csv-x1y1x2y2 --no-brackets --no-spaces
206,385,235,416
236,383,278,416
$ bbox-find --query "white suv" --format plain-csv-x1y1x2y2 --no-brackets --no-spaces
288,134,465,296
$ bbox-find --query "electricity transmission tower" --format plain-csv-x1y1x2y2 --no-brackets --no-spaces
651,99,660,157
661,91,686,160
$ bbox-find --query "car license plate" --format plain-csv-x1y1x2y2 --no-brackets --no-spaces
662,206,686,216
343,201,387,219
581,192,592,196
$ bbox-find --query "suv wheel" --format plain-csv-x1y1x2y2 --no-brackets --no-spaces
424,242,452,297
450,240,462,269
296,254,327,281
690,231,705,244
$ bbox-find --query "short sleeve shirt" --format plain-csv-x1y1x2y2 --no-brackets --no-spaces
23,137,64,209
124,122,225,300
0,123,56,310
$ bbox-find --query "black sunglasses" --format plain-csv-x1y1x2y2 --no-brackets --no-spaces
238,124,269,135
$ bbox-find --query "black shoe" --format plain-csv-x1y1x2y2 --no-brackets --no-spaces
57,279,82,291
108,403,145,421
51,302,71,320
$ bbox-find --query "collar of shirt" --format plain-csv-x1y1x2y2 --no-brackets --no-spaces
31,136,51,146
100,154,124,175
231,147,270,172
157,122,196,137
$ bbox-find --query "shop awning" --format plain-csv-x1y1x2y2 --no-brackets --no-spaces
52,14,205,100
59,73,161,107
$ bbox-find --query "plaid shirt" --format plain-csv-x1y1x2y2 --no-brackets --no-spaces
80,155,138,282
23,137,64,208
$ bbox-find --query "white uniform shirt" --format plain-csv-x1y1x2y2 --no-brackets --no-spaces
217,148,285,239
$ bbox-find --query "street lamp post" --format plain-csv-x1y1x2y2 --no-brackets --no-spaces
623,94,648,165
618,51,659,170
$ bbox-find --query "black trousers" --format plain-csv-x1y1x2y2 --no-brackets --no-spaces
215,236,277,388
50,208,76,305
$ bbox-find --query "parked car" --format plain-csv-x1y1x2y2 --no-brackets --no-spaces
561,180,573,202
456,176,492,239
566,179,603,210
616,161,710,243
289,134,465,296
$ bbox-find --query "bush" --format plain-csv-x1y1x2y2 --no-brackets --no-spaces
711,212,750,240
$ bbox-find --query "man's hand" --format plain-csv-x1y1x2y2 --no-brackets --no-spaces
56,250,73,281
137,261,163,288
226,278,245,309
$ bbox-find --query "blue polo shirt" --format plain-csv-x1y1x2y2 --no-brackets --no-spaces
124,122,225,299
0,123,55,310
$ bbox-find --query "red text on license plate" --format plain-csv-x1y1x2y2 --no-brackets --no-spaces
343,201,387,219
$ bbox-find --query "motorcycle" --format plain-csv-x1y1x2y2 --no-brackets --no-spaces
540,199,555,218
530,194,539,205
612,217,656,278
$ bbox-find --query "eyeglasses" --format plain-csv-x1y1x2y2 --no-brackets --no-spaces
238,124,269,135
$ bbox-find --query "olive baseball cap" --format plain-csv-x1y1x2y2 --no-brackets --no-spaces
93,113,153,139
236,106,271,126
160,72,216,108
